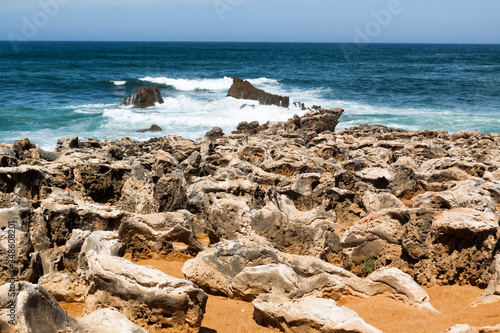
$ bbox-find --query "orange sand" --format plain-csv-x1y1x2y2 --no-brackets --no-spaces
58,241,500,332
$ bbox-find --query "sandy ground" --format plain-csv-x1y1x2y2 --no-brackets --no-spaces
58,236,500,332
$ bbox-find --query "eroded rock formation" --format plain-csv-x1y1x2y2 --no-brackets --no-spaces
1,110,500,332
227,76,289,107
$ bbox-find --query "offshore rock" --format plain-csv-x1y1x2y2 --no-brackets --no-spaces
227,76,289,108
121,86,164,108
136,124,163,133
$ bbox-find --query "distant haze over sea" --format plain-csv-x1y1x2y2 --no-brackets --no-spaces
1,41,499,148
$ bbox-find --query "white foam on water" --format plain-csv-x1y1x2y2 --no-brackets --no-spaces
139,76,233,91
97,93,308,141
111,80,127,86
73,103,115,114
11,75,495,150
138,76,281,92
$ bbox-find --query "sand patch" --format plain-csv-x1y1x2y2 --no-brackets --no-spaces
59,253,500,332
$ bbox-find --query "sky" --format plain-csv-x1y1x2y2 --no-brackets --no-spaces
1,0,499,44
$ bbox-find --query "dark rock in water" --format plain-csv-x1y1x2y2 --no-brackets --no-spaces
121,86,164,109
227,76,289,108
136,124,162,133
240,104,255,109
205,127,224,140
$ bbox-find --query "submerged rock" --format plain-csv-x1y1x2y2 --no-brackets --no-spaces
121,86,164,108
136,124,163,133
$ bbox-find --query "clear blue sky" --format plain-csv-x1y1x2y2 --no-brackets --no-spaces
1,0,499,44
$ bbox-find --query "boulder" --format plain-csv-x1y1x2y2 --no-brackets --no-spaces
341,208,499,286
154,170,188,212
38,271,88,302
253,294,383,333
0,208,41,284
201,192,339,258
0,165,51,201
57,136,79,149
0,282,146,333
77,231,125,273
72,163,131,204
477,254,500,304
235,121,262,135
205,127,224,140
76,308,148,333
121,86,164,108
82,251,208,332
183,238,435,311
0,146,17,167
227,76,289,108
182,237,353,297
117,210,205,259
285,108,344,134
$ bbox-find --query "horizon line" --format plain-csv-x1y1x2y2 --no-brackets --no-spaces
1,40,500,46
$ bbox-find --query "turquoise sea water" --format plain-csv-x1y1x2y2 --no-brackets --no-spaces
0,41,499,148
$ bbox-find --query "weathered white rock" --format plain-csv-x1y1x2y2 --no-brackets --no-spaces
358,167,393,187
412,180,497,212
0,281,146,333
38,271,87,302
253,294,383,333
441,324,479,333
183,238,435,310
182,237,354,298
231,264,301,301
83,251,208,332
78,231,124,273
76,308,148,333
362,191,408,213
432,208,499,234
341,208,499,286
476,254,500,304
117,210,205,259
440,324,500,333
361,267,437,312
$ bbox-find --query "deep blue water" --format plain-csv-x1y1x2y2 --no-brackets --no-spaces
1,41,499,148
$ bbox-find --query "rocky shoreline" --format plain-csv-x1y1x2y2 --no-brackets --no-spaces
1,107,500,333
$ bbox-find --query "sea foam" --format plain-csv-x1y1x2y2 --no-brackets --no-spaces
139,76,280,92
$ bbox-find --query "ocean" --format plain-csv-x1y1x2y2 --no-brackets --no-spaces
1,41,499,149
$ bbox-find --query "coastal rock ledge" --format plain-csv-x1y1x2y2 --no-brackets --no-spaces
1,109,500,332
